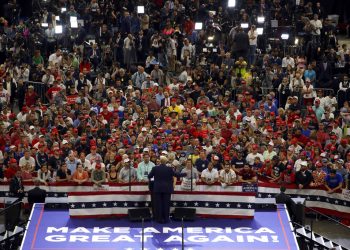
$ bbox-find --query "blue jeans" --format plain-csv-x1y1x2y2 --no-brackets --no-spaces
249,45,257,66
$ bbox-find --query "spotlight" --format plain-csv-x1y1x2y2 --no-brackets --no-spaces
195,22,203,30
208,36,214,41
228,0,236,7
137,6,145,14
55,25,63,34
281,33,289,40
295,38,299,45
41,23,48,27
241,23,249,29
61,7,66,13
257,16,265,23
257,28,264,35
55,16,60,21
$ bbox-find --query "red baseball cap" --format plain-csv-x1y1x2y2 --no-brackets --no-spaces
10,158,17,164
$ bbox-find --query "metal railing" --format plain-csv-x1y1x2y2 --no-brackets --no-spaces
24,81,49,104
261,87,336,109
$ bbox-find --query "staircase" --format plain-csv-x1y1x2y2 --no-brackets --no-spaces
0,225,25,250
293,222,349,250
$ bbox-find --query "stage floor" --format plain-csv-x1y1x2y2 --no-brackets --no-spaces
21,204,299,250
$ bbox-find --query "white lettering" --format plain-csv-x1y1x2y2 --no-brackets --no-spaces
212,235,235,242
225,227,232,233
93,227,111,234
113,227,130,233
187,227,203,234
163,227,181,233
205,227,223,233
70,227,91,234
143,227,160,233
112,235,135,242
255,227,276,234
187,235,209,242
234,227,252,234
92,235,110,242
69,235,89,242
164,235,186,242
247,235,269,242
47,227,68,233
134,235,153,242
45,235,66,242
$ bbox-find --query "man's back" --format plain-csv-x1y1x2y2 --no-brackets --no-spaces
28,187,46,204
149,165,174,193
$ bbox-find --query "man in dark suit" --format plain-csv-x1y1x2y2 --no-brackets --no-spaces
9,170,24,199
275,186,292,204
28,180,47,204
148,156,186,223
232,27,250,60
317,57,333,88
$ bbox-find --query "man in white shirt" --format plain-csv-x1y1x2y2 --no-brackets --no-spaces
310,14,322,36
0,82,9,108
263,141,277,160
246,144,264,165
282,55,295,68
165,35,177,71
19,150,36,172
16,107,28,123
180,38,195,67
321,93,337,113
41,69,55,85
302,79,314,106
248,25,258,65
219,164,237,187
80,152,92,172
48,49,62,66
294,152,308,172
310,14,322,45
201,163,219,185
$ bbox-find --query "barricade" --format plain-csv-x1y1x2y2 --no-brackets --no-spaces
24,81,49,104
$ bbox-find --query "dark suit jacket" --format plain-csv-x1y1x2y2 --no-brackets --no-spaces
295,170,313,187
233,32,250,52
317,62,332,84
28,187,47,204
148,164,186,193
9,177,24,197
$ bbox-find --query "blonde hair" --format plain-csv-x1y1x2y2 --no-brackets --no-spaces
160,156,168,164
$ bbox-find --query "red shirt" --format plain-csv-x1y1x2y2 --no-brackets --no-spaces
101,111,113,121
25,91,38,107
280,171,296,184
47,86,61,100
239,169,256,180
79,62,91,73
259,165,272,177
4,166,18,179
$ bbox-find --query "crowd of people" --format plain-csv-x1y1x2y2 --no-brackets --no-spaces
0,0,350,200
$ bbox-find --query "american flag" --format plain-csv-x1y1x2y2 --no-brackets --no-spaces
68,191,256,218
